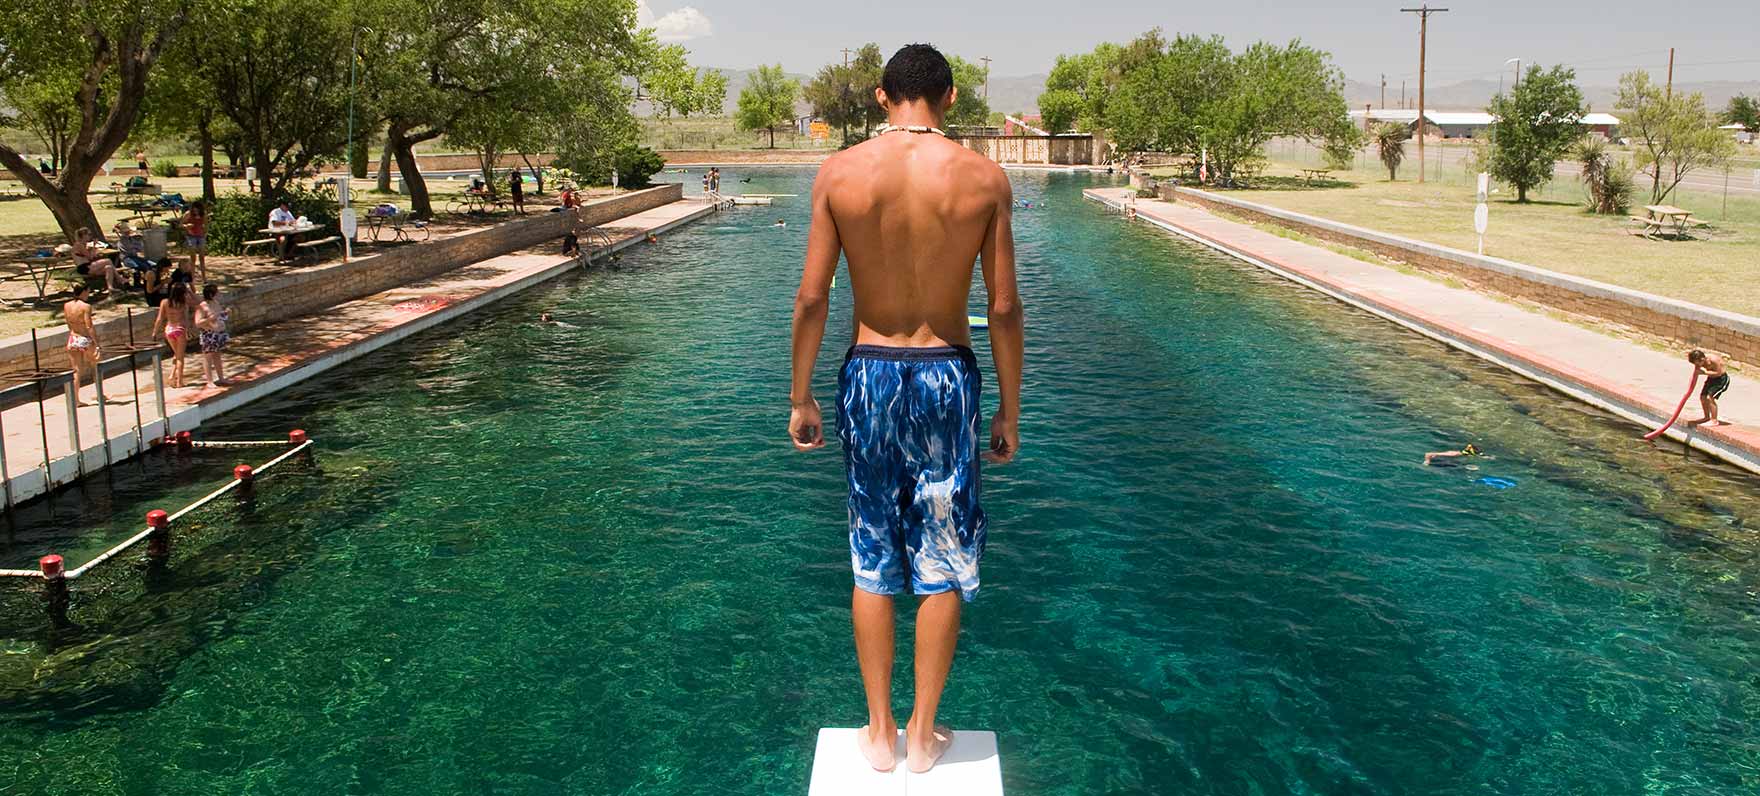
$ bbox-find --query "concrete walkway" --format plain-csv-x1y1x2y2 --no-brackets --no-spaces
0,198,716,505
1085,187,1760,475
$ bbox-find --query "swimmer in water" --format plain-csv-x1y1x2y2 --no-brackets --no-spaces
774,219,787,227
1424,443,1484,467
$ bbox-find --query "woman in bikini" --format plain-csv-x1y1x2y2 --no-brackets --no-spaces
152,282,194,387
71,227,121,293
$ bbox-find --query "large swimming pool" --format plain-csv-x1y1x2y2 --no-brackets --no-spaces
2,169,1758,794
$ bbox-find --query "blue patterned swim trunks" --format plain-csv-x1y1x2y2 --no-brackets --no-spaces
837,345,987,601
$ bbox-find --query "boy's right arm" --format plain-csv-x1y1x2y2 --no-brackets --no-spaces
979,169,1023,463
788,158,842,450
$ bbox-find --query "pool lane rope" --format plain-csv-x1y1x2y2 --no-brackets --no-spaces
0,431,314,581
1642,369,1701,441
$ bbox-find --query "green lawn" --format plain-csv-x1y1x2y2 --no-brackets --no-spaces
1159,153,1760,318
641,116,834,151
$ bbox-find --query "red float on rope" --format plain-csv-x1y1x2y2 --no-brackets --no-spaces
234,464,255,483
176,430,194,450
39,554,64,577
289,429,308,445
146,509,170,529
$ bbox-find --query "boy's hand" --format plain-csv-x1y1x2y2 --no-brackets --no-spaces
984,412,1019,464
789,398,824,450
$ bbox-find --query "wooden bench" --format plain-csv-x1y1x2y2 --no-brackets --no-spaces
241,237,277,255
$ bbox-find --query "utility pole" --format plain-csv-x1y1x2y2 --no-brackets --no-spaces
1665,47,1674,98
841,48,854,144
980,56,993,101
1401,5,1448,183
1401,80,1406,108
1381,74,1387,108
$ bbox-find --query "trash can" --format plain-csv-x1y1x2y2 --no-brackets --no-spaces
142,226,168,260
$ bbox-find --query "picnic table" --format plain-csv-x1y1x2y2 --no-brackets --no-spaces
364,208,431,243
1299,168,1333,185
13,244,113,304
1631,205,1703,239
445,192,502,215
249,222,340,261
20,253,75,303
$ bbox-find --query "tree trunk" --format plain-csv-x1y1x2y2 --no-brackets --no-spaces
479,147,498,197
390,134,431,218
254,148,276,205
1517,184,1528,202
0,148,103,243
197,112,217,203
520,152,543,194
376,141,394,192
768,126,776,149
350,136,369,179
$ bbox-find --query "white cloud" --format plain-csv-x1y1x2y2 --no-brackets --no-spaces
636,2,712,43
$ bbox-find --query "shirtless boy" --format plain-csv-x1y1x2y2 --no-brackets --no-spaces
788,44,1023,775
63,285,100,404
1687,349,1730,427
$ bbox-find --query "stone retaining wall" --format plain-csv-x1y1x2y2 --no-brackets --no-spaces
151,152,554,178
1168,186,1760,365
0,184,682,376
949,134,1105,165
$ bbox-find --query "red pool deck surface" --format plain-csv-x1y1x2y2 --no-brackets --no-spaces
0,198,716,504
1085,187,1760,476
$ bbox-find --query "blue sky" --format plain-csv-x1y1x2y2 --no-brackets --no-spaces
639,0,1759,84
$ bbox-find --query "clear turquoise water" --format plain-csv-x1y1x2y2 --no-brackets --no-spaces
3,169,1759,794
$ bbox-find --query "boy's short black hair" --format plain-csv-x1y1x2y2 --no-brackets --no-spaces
71,283,89,298
882,44,954,106
1688,349,1706,363
202,283,219,300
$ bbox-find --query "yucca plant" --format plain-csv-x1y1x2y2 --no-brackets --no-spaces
1575,137,1633,214
1374,123,1409,181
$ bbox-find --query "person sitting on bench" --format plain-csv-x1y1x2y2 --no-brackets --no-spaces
268,201,298,259
71,227,123,292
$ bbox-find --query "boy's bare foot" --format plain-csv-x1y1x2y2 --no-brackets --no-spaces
856,723,897,772
905,723,953,774
1686,417,1708,425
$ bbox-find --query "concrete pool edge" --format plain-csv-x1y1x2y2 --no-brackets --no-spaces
1083,188,1760,477
1,199,720,506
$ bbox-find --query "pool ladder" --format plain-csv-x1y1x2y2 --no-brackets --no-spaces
579,227,616,266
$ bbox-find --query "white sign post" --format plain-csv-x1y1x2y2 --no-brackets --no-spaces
1474,172,1490,255
337,175,355,262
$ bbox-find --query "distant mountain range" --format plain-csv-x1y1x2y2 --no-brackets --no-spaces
659,69,1759,119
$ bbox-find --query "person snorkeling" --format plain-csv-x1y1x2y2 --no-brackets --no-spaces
1424,443,1485,467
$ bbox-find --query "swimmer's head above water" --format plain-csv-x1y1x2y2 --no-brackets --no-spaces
1461,443,1481,456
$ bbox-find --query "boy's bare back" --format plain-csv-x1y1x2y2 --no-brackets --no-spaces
812,131,1012,347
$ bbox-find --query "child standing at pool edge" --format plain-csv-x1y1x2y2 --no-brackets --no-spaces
1687,349,1730,427
195,283,231,388
788,44,1023,776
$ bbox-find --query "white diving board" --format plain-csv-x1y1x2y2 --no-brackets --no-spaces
808,728,1003,795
